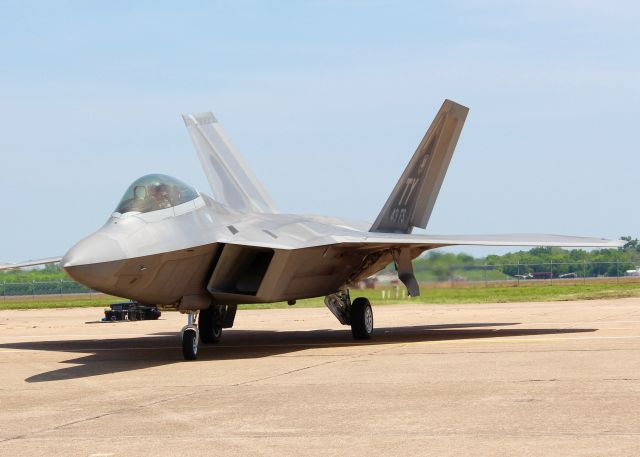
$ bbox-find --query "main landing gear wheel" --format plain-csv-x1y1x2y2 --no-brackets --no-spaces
351,297,374,339
182,327,198,360
198,306,222,344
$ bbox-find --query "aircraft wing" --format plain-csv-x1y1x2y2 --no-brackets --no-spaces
0,257,62,271
326,232,624,296
210,228,623,302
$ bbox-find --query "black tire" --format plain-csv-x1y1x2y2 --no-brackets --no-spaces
199,307,222,344
182,328,198,360
351,297,374,339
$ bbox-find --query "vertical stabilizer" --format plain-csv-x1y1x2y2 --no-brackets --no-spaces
370,99,468,233
182,112,278,213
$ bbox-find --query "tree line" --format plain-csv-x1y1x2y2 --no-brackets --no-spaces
413,236,640,280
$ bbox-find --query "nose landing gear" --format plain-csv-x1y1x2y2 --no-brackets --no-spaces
181,312,199,360
180,304,237,360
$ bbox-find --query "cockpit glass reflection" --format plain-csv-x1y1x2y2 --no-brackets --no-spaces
115,174,198,214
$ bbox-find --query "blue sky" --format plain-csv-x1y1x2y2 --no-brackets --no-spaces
0,1,638,260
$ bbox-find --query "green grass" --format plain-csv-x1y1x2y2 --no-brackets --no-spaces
405,283,640,304
0,295,121,310
2,283,639,311
241,283,640,309
415,268,510,282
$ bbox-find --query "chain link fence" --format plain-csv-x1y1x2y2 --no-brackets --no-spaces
2,261,640,298
417,261,640,288
0,280,94,298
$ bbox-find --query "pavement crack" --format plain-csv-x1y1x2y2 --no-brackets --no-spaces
0,389,204,445
515,378,559,383
1,358,350,445
232,358,345,386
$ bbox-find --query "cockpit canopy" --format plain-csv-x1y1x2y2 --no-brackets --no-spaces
114,174,199,215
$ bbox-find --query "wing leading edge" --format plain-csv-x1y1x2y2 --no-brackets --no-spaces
0,257,62,271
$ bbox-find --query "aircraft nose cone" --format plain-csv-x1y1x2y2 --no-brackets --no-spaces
61,233,125,268
61,233,125,290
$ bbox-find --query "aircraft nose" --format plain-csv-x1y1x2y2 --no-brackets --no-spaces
61,232,125,268
61,233,125,289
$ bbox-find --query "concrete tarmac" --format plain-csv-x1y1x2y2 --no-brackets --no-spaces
1,299,640,456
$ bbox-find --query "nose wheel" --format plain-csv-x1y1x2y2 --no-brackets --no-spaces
181,313,199,360
180,305,234,360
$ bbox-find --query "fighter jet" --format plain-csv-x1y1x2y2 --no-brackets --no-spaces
0,100,623,359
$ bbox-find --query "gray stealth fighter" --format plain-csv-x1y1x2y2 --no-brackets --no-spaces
1,100,623,359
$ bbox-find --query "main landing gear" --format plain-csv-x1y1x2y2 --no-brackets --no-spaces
198,305,223,344
350,297,374,339
180,304,238,360
324,291,374,339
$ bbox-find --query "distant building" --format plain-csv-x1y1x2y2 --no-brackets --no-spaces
354,271,400,289
625,267,640,277
532,271,553,280
559,272,578,279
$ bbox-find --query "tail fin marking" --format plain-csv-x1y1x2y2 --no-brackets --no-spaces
370,99,468,233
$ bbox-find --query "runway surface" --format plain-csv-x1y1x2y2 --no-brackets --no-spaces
1,299,640,456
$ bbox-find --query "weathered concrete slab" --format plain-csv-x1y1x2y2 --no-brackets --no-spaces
1,299,640,456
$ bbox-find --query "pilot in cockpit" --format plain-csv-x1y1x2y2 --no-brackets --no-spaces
151,183,173,209
115,174,199,216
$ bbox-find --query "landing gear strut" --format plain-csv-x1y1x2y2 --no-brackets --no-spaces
180,304,237,360
181,312,199,360
324,291,374,339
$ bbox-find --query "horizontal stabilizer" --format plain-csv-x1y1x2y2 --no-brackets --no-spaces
338,233,626,249
183,112,278,213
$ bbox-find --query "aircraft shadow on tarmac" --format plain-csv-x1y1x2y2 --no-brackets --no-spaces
0,323,596,383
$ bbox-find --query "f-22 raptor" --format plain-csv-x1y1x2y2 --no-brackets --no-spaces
1,100,623,359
